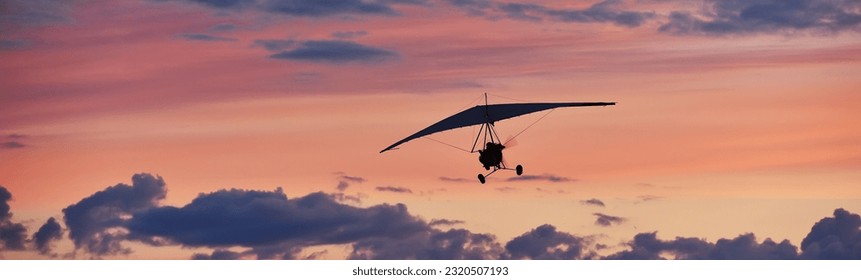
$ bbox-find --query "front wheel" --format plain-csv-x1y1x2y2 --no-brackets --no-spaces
478,174,486,184
516,165,523,176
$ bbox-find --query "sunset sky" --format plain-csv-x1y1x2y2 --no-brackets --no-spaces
1,0,860,259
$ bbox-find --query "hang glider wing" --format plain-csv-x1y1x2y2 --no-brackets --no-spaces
380,102,615,153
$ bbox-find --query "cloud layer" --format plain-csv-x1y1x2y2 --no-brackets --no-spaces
180,33,238,42
178,0,861,37
449,0,655,27
605,232,799,260
269,40,398,64
351,228,503,259
659,0,861,35
503,224,594,259
128,189,427,248
2,173,856,260
185,0,424,17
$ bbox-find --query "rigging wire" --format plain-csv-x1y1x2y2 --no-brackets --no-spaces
425,137,472,153
421,92,549,153
488,93,533,103
454,93,485,113
421,93,484,153
504,108,555,146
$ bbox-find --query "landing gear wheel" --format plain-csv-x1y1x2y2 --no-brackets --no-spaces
478,174,486,184
516,165,523,176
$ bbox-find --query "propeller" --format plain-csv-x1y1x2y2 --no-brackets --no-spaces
503,135,519,149
502,135,519,168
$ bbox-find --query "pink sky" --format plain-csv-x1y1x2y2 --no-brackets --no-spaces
1,0,860,259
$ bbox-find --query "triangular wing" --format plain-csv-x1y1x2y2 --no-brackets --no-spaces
380,102,615,153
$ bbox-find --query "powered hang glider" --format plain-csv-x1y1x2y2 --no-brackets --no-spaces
380,94,615,184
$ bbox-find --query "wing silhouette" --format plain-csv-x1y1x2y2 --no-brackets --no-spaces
380,102,615,153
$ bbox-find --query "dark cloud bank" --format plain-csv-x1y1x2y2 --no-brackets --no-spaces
3,174,861,260
0,185,28,251
1,185,64,255
32,217,63,254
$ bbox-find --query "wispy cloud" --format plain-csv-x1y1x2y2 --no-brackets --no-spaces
636,195,663,203
327,192,364,204
252,39,297,51
580,198,606,207
429,219,465,227
183,0,426,17
208,23,237,33
449,0,655,27
439,176,471,183
2,141,26,149
332,30,368,39
180,33,238,42
2,134,28,149
0,0,74,30
269,40,398,64
593,213,626,227
375,185,413,194
334,172,366,191
340,175,365,183
506,174,575,183
0,39,31,51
